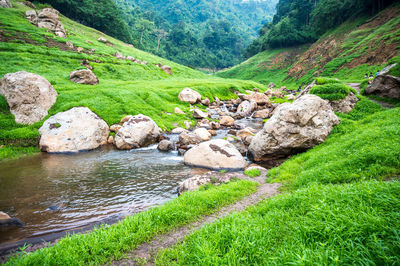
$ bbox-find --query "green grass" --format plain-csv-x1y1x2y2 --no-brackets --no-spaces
367,95,400,107
309,83,356,101
153,98,400,265
268,100,399,189
243,168,261,178
216,48,306,90
314,77,340,85
155,181,400,265
0,2,266,160
5,180,258,265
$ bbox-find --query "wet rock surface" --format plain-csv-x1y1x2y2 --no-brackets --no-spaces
184,139,248,170
115,114,161,150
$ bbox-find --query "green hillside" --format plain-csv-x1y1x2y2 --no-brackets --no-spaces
218,4,400,88
2,0,400,265
0,1,265,160
115,0,278,69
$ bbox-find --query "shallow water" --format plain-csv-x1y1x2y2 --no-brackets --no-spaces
0,119,264,246
0,144,194,245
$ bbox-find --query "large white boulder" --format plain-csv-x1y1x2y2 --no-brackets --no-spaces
184,139,248,170
114,114,161,149
0,71,57,125
39,107,109,153
178,88,201,104
248,94,340,161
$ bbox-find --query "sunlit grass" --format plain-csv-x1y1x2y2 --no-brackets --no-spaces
155,181,400,265
5,180,258,265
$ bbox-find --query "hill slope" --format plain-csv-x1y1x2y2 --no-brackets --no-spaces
0,1,264,160
217,4,400,88
114,0,278,69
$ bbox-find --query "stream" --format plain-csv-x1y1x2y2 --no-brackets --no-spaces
0,118,264,249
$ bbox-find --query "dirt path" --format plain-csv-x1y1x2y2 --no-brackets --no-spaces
345,82,395,109
109,175,280,266
346,82,361,94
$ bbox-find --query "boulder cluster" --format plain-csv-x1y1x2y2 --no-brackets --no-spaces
26,8,67,38
0,69,342,188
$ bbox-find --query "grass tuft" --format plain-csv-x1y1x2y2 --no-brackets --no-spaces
244,168,262,178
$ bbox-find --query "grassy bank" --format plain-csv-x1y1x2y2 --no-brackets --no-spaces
268,100,400,190
0,2,266,160
156,181,400,265
5,180,257,265
154,99,400,264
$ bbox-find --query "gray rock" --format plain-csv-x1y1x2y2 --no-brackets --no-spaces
115,114,161,150
69,69,99,85
193,108,208,119
219,116,235,127
329,92,359,113
178,131,202,146
249,94,340,161
0,0,12,8
237,100,257,117
365,75,400,100
0,71,57,124
184,139,248,170
39,107,109,153
158,140,175,151
161,65,172,75
36,8,66,38
178,88,201,104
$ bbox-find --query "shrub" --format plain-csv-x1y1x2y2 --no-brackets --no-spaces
309,83,356,101
314,77,340,85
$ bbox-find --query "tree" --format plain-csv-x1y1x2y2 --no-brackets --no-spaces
152,29,168,52
136,19,154,46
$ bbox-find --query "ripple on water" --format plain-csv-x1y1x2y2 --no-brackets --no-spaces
0,145,191,244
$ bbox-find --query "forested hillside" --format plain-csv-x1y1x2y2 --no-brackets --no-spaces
245,0,397,57
35,0,133,43
116,0,278,69
219,2,400,89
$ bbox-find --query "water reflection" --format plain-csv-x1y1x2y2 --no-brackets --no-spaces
0,145,192,244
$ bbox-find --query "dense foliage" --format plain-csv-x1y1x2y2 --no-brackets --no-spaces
115,0,278,69
246,0,397,57
35,0,134,43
